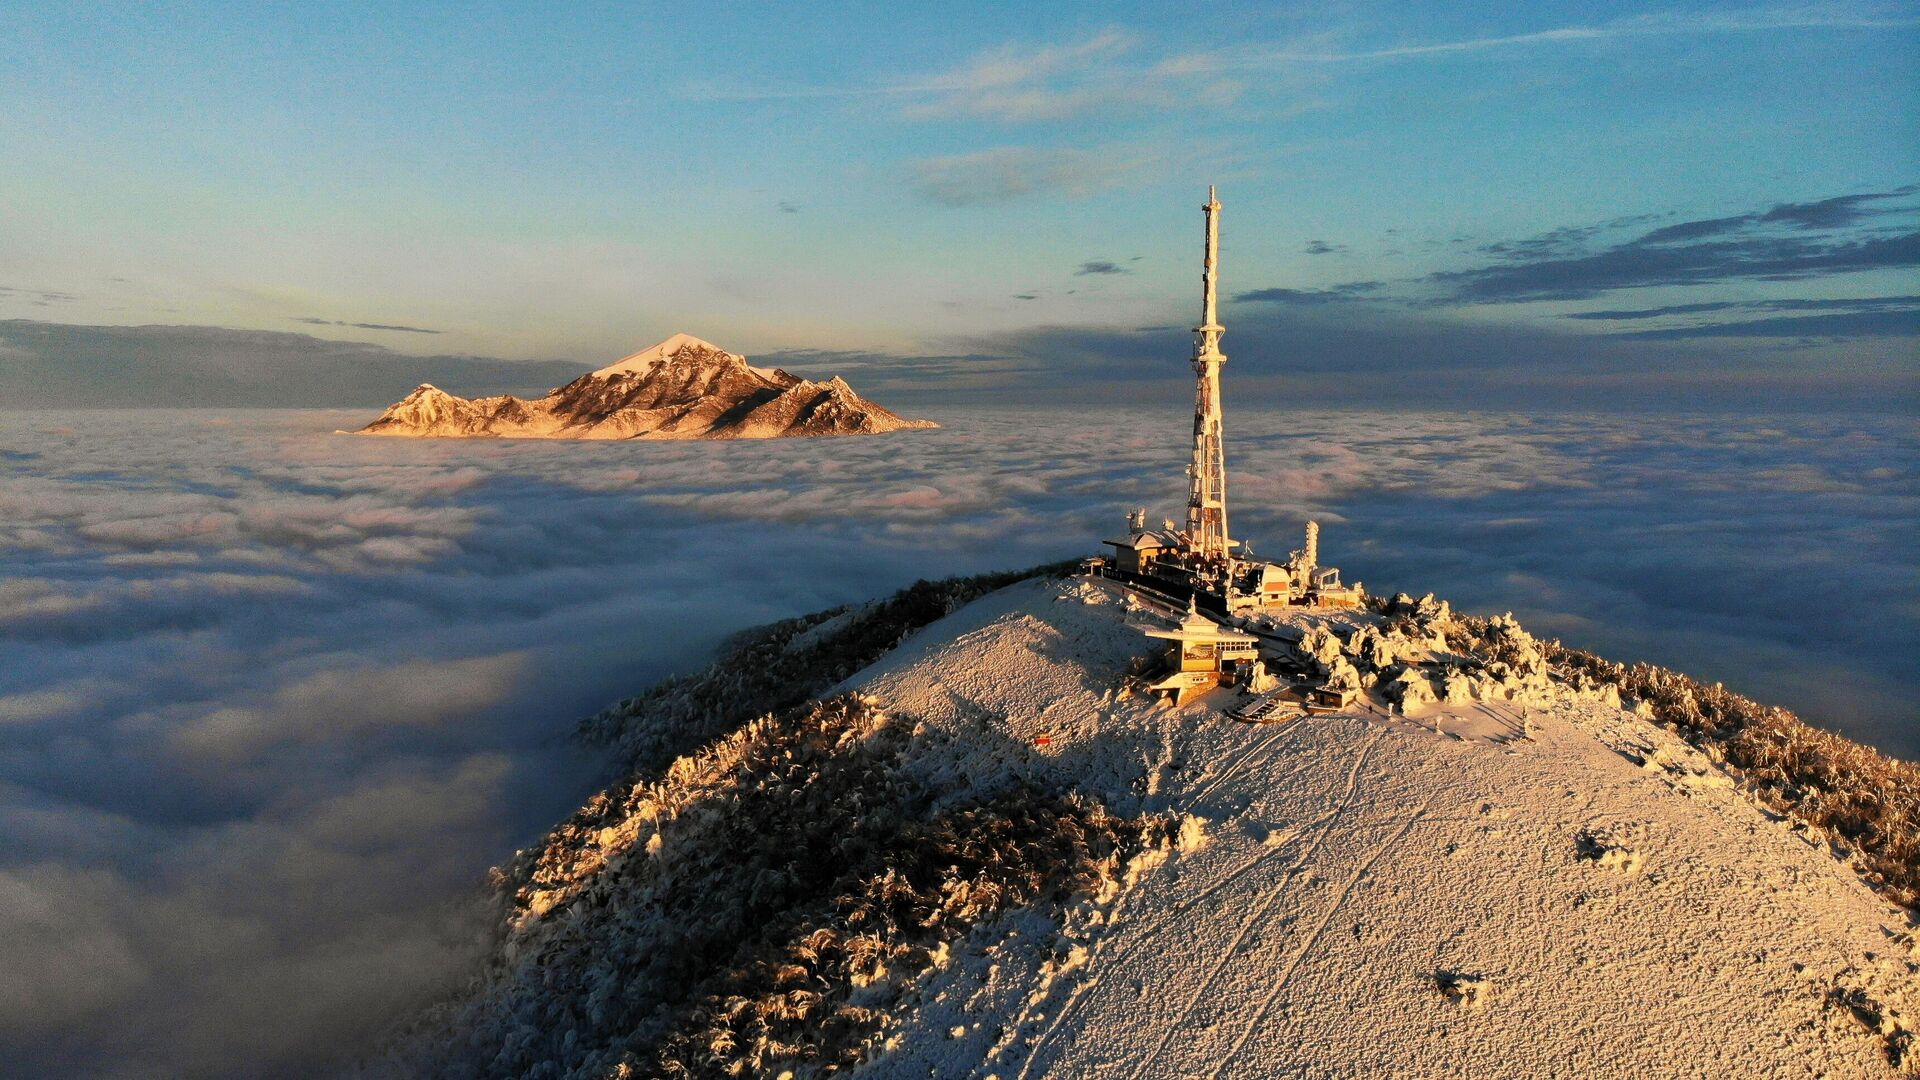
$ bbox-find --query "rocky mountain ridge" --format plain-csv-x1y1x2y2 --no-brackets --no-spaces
354,333,937,440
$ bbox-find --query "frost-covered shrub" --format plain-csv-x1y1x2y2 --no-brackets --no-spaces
581,563,1078,772
1381,666,1437,711
1375,592,1456,653
1343,625,1396,672
1438,669,1475,706
1296,625,1344,670
1322,655,1363,693
365,692,1164,1079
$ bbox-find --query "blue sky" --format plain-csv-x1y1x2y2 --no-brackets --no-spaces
0,2,1914,400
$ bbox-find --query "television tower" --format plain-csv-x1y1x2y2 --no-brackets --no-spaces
1185,185,1233,562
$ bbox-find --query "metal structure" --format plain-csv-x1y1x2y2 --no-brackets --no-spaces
1096,186,1362,615
1186,185,1232,563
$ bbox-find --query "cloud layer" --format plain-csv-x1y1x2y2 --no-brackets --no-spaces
0,403,1914,1075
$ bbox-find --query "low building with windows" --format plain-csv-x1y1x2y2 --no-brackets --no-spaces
1142,599,1262,705
1103,529,1179,575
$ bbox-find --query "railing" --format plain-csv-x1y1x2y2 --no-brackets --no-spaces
1092,564,1229,618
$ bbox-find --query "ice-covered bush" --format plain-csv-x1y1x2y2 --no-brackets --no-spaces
581,563,1078,771
365,690,1164,1079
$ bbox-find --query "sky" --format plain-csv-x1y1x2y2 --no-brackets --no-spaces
0,2,1915,407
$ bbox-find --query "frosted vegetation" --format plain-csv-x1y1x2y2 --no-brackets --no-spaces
362,564,1919,1077
369,691,1168,1078
579,563,1077,774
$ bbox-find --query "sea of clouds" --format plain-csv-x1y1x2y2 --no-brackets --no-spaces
0,404,1913,1077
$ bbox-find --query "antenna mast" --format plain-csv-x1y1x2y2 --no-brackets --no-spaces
1185,185,1232,562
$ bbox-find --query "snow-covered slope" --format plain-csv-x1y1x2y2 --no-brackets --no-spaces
368,576,1916,1078
353,334,937,440
853,579,1916,1077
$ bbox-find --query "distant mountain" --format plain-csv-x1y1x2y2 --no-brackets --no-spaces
354,333,937,440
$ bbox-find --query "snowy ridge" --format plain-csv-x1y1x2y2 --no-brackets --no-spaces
352,333,936,440
366,575,1917,1078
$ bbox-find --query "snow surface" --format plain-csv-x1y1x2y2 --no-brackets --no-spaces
828,577,1915,1078
591,333,744,378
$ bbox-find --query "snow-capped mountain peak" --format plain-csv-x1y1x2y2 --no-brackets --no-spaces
356,333,936,441
590,333,742,378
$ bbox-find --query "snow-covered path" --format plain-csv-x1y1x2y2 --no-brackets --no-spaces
851,578,1915,1078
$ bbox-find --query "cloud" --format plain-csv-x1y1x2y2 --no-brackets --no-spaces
937,291,1916,413
1236,281,1381,304
901,28,1191,122
1565,301,1746,320
294,317,442,334
1076,259,1130,276
680,28,1224,122
1562,295,1920,338
0,864,150,1035
906,145,1148,207
1630,187,1916,243
0,680,111,725
1565,295,1920,320
1607,307,1920,339
0,285,80,306
748,346,1040,392
1432,186,1920,302
1758,185,1920,229
170,653,530,763
1163,6,1920,73
693,10,1917,120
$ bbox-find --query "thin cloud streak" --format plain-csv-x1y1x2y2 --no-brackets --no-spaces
294,318,443,335
906,145,1152,206
1164,5,1920,72
686,6,1919,116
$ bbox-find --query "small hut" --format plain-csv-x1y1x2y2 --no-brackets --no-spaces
1104,529,1179,575
1142,598,1262,705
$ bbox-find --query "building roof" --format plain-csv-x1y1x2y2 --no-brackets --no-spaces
1142,597,1260,644
1104,531,1178,551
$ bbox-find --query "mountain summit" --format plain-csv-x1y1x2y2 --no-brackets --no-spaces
354,334,937,440
371,571,1918,1078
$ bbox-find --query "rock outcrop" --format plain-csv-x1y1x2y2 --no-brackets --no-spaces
354,333,937,440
